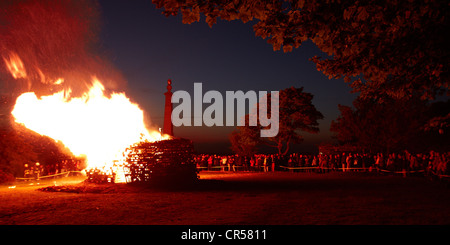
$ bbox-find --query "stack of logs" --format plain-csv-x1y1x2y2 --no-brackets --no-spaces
123,138,198,183
85,168,116,184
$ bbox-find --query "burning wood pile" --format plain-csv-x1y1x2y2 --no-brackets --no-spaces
1,1,198,186
85,168,116,184
85,138,198,184
123,138,198,183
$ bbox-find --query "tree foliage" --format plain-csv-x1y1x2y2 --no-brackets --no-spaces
330,96,450,153
0,115,74,177
424,100,450,134
229,119,259,157
152,0,449,101
230,87,323,156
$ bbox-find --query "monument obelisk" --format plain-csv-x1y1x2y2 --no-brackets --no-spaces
163,79,173,136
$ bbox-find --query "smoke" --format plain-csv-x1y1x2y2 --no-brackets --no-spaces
0,0,126,96
0,0,160,176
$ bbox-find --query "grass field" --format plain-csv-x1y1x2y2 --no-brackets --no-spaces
1,171,449,225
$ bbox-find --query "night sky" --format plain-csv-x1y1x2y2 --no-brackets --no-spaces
97,0,357,153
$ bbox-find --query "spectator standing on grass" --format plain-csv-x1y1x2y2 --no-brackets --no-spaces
264,155,270,172
322,155,328,171
305,155,312,172
416,154,423,171
386,154,395,171
353,154,360,171
327,155,332,170
24,164,30,179
341,153,346,172
312,155,318,172
409,153,419,171
368,154,375,170
234,155,241,171
61,160,66,173
228,155,235,171
375,153,380,169
432,152,441,174
334,154,340,171
320,155,327,173
202,155,208,168
34,163,41,180
346,153,353,172
271,155,276,172
207,155,213,171
376,153,385,170
288,155,293,167
194,156,201,168
214,155,220,168
263,155,268,172
257,155,263,171
427,152,434,174
293,153,299,167
326,155,331,172
361,154,367,170
221,156,227,171
398,153,406,173
443,153,449,176
250,156,255,171
243,156,248,171
45,164,52,176
436,153,447,176
299,155,305,169
29,166,34,179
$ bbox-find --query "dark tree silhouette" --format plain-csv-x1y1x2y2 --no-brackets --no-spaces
0,113,74,178
330,96,450,153
229,120,259,157
152,0,448,100
153,0,449,131
230,87,323,156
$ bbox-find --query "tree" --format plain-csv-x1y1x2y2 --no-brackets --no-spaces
424,99,450,135
229,118,259,157
0,126,38,177
152,0,449,101
0,114,75,177
330,96,449,153
230,87,323,156
153,0,449,131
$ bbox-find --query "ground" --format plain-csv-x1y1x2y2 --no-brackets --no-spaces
1,171,450,225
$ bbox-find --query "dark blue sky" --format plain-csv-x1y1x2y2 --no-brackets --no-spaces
97,0,357,153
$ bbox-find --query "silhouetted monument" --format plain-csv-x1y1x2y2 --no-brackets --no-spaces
163,79,173,136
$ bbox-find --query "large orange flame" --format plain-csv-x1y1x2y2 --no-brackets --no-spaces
5,53,167,173
3,52,27,79
12,78,163,170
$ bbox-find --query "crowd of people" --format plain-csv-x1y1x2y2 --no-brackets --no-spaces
193,151,450,177
22,151,449,180
23,159,84,180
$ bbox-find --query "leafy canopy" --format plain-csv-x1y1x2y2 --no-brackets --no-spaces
152,0,449,101
330,97,450,153
230,87,323,156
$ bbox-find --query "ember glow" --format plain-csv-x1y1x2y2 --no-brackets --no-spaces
7,54,166,172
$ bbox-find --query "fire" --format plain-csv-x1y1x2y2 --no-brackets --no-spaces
5,53,167,175
12,78,164,171
1,2,169,182
3,52,26,79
